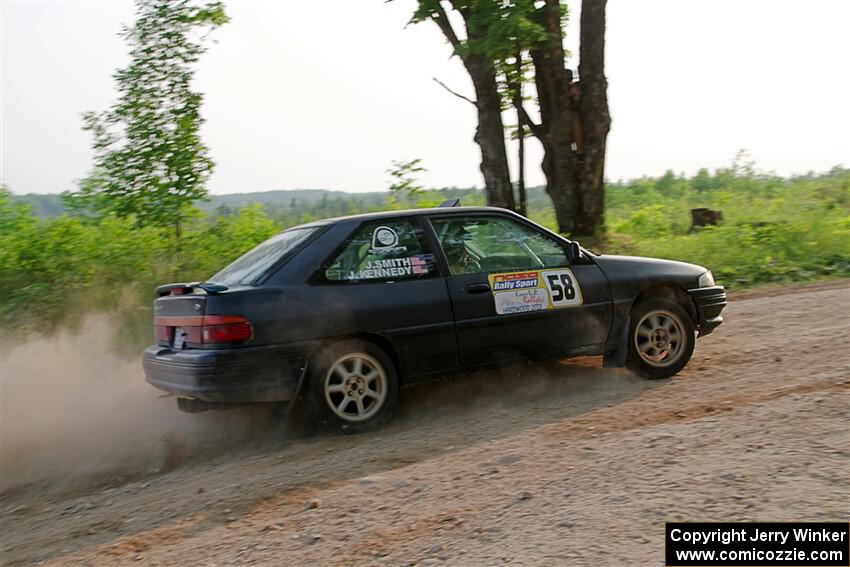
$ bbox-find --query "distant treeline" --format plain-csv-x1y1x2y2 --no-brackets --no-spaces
10,165,849,228
8,186,493,222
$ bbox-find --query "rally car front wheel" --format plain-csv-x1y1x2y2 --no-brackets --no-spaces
626,298,695,379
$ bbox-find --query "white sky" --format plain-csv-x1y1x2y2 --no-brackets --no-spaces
2,0,849,195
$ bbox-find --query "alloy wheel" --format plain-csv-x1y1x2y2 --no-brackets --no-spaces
633,309,686,368
323,353,387,422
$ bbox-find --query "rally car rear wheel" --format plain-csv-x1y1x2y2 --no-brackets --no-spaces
626,298,695,379
308,340,398,433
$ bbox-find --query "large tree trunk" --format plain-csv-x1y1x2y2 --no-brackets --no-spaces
466,55,515,210
427,3,515,211
575,0,611,236
529,0,580,234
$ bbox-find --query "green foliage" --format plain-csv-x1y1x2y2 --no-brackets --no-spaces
601,166,850,288
387,158,427,197
180,204,279,273
0,192,274,348
65,0,228,234
2,166,848,353
410,0,547,60
468,0,548,60
409,0,550,115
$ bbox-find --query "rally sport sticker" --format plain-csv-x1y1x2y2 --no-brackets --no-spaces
487,269,583,315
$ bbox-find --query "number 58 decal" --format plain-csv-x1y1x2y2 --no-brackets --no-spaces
488,268,583,314
541,269,583,307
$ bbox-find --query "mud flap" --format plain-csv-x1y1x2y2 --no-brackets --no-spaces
602,316,630,368
272,363,310,419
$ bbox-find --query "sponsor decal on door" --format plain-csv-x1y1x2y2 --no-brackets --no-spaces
488,268,583,315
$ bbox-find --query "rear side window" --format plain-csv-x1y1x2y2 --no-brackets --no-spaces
211,227,318,286
323,219,438,282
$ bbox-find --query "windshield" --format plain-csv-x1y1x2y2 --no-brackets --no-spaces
210,227,318,286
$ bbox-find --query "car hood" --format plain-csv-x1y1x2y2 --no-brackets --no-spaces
592,254,708,285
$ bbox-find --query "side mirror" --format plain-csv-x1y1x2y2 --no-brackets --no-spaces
565,241,581,263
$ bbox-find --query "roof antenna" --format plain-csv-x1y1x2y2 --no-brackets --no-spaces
439,198,461,208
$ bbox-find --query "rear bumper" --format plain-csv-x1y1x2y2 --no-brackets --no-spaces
142,343,313,403
688,285,727,337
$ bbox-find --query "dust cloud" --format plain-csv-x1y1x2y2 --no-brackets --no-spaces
0,316,281,493
0,317,645,495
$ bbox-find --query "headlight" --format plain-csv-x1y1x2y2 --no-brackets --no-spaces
698,271,715,287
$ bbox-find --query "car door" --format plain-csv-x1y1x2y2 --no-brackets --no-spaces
308,216,458,380
427,213,611,367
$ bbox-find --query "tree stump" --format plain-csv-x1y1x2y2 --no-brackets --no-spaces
691,208,723,228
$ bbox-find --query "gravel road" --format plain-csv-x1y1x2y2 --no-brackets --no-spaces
1,280,848,566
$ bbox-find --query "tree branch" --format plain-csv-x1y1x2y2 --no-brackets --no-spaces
432,77,477,107
517,104,544,140
448,0,471,23
431,1,462,50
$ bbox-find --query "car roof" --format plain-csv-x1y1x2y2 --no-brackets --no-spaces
299,206,519,228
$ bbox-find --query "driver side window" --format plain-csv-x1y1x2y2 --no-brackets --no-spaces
431,216,568,275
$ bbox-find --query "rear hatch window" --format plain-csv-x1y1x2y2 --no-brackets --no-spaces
210,227,318,286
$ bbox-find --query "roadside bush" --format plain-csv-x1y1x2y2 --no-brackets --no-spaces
0,190,281,349
1,166,848,352
598,167,849,287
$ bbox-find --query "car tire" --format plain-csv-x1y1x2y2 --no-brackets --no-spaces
306,339,399,434
626,298,695,379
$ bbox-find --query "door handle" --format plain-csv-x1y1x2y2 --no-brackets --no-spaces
464,283,491,294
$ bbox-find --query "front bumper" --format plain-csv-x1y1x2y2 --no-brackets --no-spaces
142,343,311,403
687,285,727,337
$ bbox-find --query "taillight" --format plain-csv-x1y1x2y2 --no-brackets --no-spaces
153,315,252,345
154,325,171,341
200,315,252,344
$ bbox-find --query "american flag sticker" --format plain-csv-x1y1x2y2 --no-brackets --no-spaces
411,255,430,275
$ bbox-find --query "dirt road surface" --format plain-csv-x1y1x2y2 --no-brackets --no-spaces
1,280,848,566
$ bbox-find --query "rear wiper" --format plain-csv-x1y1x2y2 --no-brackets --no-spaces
155,281,229,297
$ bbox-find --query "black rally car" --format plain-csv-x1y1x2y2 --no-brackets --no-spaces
143,206,726,432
